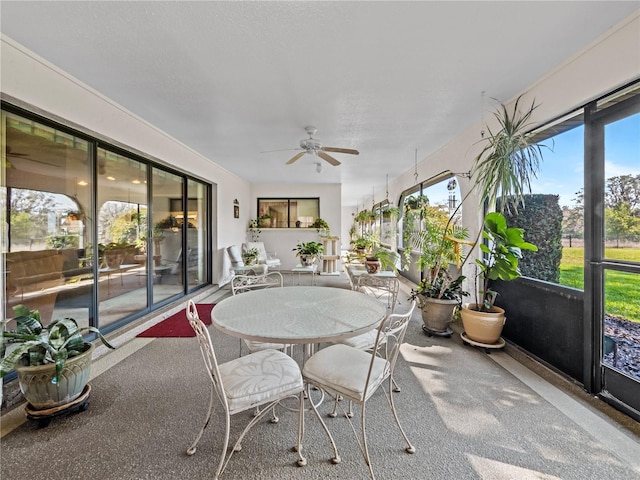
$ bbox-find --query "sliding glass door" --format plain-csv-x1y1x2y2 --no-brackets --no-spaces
587,92,640,415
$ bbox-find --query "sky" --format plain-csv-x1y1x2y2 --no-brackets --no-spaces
533,112,640,207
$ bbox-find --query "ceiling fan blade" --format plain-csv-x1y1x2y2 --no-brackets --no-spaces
318,151,341,166
285,152,306,165
322,147,359,155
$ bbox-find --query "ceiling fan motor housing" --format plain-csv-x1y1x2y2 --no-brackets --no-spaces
300,138,322,152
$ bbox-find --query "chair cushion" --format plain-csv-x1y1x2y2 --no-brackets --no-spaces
337,330,378,350
227,245,244,267
302,344,388,402
244,340,288,353
219,349,303,414
264,258,281,267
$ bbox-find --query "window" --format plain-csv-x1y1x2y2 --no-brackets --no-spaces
257,198,320,227
400,173,462,254
2,104,211,334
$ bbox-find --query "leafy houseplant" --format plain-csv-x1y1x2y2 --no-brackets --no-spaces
352,234,375,253
473,212,537,311
310,218,330,235
258,213,273,227
459,95,547,345
242,247,260,266
365,247,399,274
1,305,115,409
381,205,400,219
292,241,324,266
408,211,470,335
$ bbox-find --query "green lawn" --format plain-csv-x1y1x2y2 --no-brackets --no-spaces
560,247,640,321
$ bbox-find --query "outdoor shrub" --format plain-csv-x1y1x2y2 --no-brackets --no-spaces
500,194,563,283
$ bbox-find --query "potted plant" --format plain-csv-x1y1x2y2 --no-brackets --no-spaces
0,305,115,410
258,213,273,228
460,212,537,343
459,94,546,345
381,205,400,219
352,233,375,254
409,215,470,336
310,218,330,236
292,241,324,267
242,247,260,266
364,246,399,274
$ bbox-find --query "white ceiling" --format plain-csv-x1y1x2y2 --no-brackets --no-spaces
1,1,638,207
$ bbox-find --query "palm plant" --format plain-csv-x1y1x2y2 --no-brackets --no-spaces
472,94,551,214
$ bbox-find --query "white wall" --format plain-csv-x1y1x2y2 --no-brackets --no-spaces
1,36,252,285
249,183,341,269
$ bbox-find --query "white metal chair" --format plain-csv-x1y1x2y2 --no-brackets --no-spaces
184,300,306,478
302,301,417,479
334,276,402,394
226,245,267,276
356,275,400,313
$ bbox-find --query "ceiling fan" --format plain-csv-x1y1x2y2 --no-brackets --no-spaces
266,126,359,166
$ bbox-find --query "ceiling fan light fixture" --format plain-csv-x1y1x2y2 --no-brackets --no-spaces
315,162,323,173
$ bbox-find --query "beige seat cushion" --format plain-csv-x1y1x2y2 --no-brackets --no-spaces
302,344,387,403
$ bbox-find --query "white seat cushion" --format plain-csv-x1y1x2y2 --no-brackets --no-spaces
302,344,388,402
219,349,303,414
338,330,378,350
264,258,281,267
227,245,244,267
244,339,288,353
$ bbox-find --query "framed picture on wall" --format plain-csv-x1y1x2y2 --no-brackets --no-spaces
233,199,240,218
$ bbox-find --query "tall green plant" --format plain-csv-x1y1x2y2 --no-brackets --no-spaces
472,95,550,213
475,212,537,311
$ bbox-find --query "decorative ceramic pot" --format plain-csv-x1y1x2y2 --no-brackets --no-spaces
15,343,94,410
299,255,314,267
365,257,381,274
421,297,458,334
460,303,506,344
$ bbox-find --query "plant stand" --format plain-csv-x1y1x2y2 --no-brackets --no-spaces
25,384,91,428
460,332,505,354
422,324,453,338
319,236,340,276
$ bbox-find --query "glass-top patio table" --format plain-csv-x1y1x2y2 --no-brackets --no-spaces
211,286,387,345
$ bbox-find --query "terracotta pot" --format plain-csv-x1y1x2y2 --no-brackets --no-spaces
460,303,506,344
15,343,94,410
421,297,458,334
